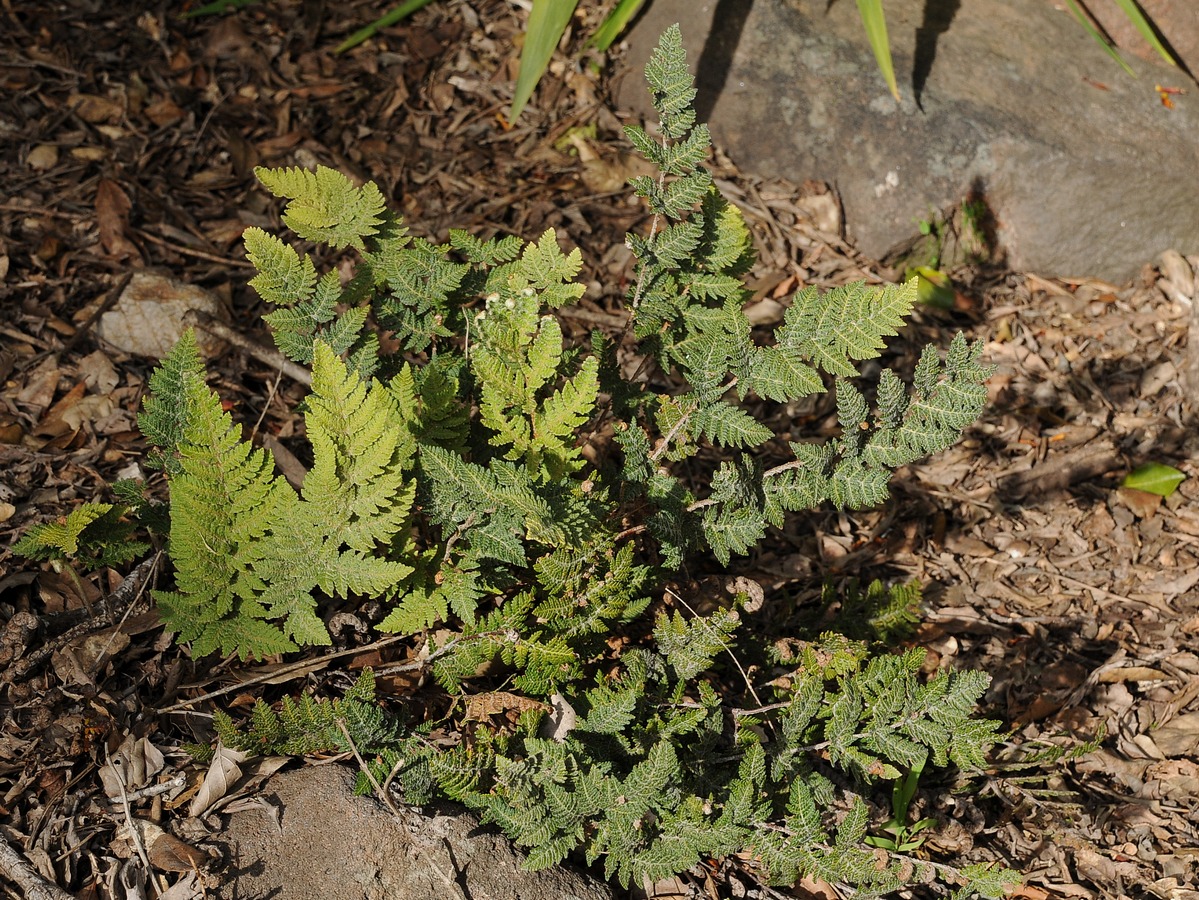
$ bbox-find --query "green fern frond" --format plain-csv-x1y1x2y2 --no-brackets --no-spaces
255,165,386,250
12,502,146,570
777,280,914,378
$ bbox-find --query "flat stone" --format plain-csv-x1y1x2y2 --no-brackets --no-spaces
207,765,615,900
616,0,1199,281
97,271,228,358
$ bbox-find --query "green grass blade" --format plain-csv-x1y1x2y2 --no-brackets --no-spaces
182,0,261,18
334,0,438,54
1111,0,1179,67
589,0,647,51
855,0,899,100
1063,0,1135,76
509,0,581,121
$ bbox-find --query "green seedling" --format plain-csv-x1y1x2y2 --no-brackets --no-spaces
865,759,939,852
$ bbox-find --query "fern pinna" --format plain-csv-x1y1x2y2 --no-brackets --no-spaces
125,23,1012,897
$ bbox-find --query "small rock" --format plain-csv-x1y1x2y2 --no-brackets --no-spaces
210,766,615,900
96,272,228,359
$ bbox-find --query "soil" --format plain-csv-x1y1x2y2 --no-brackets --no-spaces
2,2,1198,899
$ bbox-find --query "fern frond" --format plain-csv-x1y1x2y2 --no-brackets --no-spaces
778,280,914,378
255,165,386,250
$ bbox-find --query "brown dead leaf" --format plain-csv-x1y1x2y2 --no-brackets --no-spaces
52,629,131,686
465,690,551,722
100,734,167,797
95,178,141,261
144,97,184,126
188,743,248,818
1118,487,1162,519
1150,712,1199,757
69,92,124,123
138,821,210,873
78,349,120,394
33,381,87,437
27,144,59,171
37,568,103,613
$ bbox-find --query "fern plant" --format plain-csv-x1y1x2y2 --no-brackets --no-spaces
63,24,1013,896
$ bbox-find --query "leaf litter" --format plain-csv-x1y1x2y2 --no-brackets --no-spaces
1,1,1198,898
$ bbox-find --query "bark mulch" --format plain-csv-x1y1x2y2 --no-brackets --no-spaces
2,1,1198,898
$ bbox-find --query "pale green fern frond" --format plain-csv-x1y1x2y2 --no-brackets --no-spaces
148,337,298,658
255,165,386,250
12,502,146,571
303,342,416,552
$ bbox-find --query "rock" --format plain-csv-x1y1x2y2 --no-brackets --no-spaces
616,0,1199,282
206,765,616,900
1086,0,1199,73
96,271,228,358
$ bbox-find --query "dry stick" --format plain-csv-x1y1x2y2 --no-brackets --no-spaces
135,227,256,268
107,748,161,899
3,555,158,685
182,309,312,386
662,586,770,732
156,630,497,714
0,836,76,900
156,633,413,714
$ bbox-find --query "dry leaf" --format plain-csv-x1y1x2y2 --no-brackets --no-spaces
537,692,577,743
78,349,120,394
95,178,141,261
27,144,59,171
52,629,131,686
188,743,248,818
68,92,124,123
100,734,167,797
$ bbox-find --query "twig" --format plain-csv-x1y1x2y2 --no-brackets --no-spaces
336,719,402,818
182,309,312,386
107,747,161,898
0,835,76,900
136,227,255,268
156,633,413,713
663,586,770,731
2,555,159,685
64,272,133,352
107,773,187,805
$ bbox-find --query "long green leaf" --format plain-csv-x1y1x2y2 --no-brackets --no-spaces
334,0,438,54
1122,462,1186,497
182,0,260,17
1064,0,1135,76
509,0,581,121
1111,0,1179,67
589,0,647,52
855,0,899,101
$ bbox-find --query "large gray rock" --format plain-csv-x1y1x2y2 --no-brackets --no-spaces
616,0,1199,281
208,766,615,900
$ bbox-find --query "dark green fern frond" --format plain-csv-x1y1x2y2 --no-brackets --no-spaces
776,280,914,379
